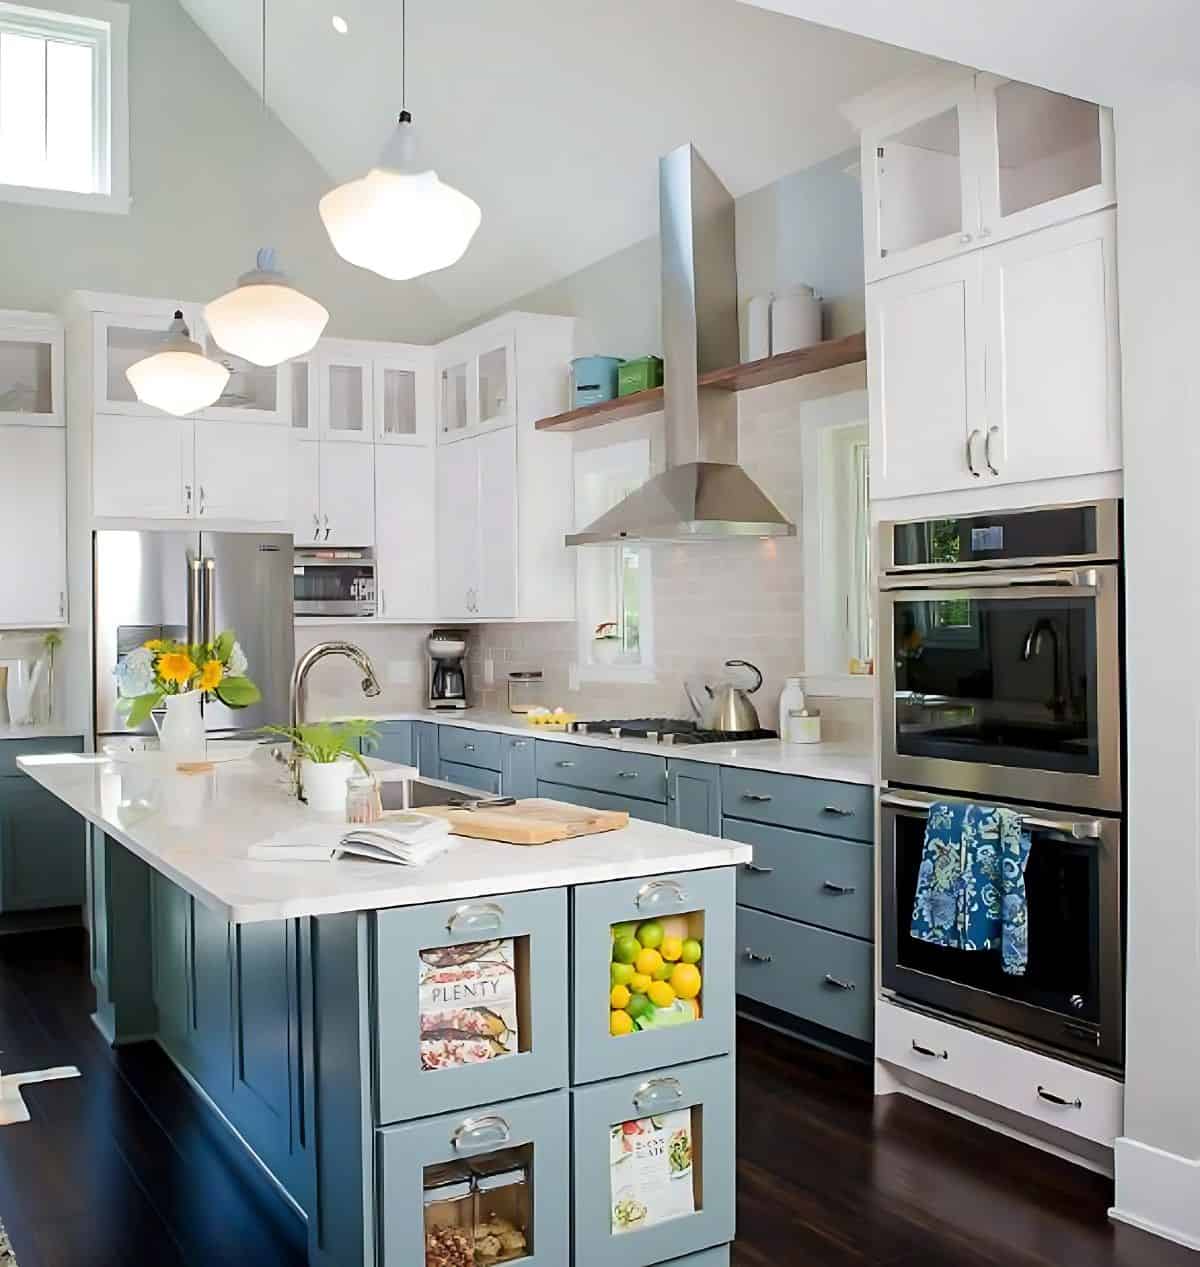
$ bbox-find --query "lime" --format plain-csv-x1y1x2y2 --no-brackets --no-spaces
634,947,663,977
629,971,652,993
681,938,702,964
636,920,664,950
670,962,702,1000
613,935,640,965
660,936,683,963
652,960,674,981
647,980,676,1008
626,992,651,1020
610,961,635,987
610,984,631,1010
611,921,639,941
610,1009,634,1037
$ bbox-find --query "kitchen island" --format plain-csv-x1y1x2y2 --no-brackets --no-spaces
18,750,749,1267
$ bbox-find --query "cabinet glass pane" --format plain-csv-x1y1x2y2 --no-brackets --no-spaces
328,363,365,433
422,1146,534,1266
610,1106,701,1235
443,362,469,433
106,325,170,403
608,914,705,1039
291,361,309,431
205,336,278,412
418,938,529,1070
0,340,52,413
382,367,417,437
478,347,509,423
995,82,1102,217
878,109,962,257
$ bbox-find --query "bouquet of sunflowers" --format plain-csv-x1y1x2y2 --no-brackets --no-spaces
115,630,261,728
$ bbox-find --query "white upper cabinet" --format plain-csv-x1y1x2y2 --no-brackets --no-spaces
375,444,436,618
93,414,195,519
318,342,373,443
289,437,321,544
0,427,67,626
437,330,516,443
374,349,435,445
289,357,318,440
194,421,290,522
0,312,63,427
93,307,205,416
318,441,375,546
196,327,289,425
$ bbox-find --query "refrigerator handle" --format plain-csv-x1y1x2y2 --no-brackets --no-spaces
202,558,216,646
187,558,203,648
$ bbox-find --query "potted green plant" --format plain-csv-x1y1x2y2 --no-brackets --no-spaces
592,621,622,666
260,719,380,812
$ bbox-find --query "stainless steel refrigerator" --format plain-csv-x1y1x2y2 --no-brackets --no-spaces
94,530,294,739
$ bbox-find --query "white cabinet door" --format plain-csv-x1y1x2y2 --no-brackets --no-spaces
0,427,66,625
289,438,321,544
197,328,289,426
375,445,436,618
982,210,1121,486
288,357,319,440
436,436,478,618
867,254,986,500
436,331,516,444
475,428,517,618
0,313,63,427
92,308,206,417
374,351,434,445
93,414,195,519
318,344,373,443
319,442,375,546
194,421,290,522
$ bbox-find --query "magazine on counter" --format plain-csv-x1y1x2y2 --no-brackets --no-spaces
418,939,520,1070
609,1109,696,1234
247,812,455,864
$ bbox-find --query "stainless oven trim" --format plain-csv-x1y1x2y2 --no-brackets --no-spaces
294,599,377,617
879,789,1124,1068
878,564,1122,813
877,499,1120,573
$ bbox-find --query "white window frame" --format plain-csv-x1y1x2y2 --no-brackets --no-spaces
0,0,130,214
573,437,656,685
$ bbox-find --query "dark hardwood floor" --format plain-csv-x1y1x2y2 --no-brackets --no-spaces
0,928,1190,1267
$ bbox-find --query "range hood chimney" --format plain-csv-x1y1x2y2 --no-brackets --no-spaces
566,143,796,546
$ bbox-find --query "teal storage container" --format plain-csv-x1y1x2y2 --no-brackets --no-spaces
570,356,624,407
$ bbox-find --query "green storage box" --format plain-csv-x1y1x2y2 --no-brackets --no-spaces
617,355,664,396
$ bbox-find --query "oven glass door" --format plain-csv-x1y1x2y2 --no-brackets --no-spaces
880,567,1121,810
881,796,1122,1066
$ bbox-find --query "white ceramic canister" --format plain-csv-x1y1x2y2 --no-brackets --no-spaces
778,677,807,743
770,285,822,353
301,755,359,814
744,293,772,362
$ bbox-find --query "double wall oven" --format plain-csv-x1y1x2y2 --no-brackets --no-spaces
877,501,1124,1069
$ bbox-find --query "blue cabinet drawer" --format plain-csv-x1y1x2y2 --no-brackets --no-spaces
719,767,872,840
571,1055,735,1267
536,741,666,803
1,735,83,778
370,721,413,767
537,780,666,824
736,907,872,1041
440,761,502,795
374,888,568,1123
572,868,735,1086
725,818,873,939
378,1089,569,1267
438,725,502,771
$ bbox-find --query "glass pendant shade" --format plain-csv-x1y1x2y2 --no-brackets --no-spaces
319,113,481,281
204,248,330,367
125,311,230,417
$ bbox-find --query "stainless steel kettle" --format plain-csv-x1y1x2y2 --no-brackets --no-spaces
685,660,764,732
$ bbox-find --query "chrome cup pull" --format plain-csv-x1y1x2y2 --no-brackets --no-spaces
911,1040,949,1060
633,1076,684,1113
636,878,687,911
446,901,505,935
451,1114,511,1153
1036,1085,1082,1109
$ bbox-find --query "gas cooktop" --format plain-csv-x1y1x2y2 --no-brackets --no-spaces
567,718,778,745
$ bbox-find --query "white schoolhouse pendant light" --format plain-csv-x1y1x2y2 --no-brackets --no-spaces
318,0,481,280
125,311,230,417
205,1,329,366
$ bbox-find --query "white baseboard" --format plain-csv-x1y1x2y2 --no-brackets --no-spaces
1111,1136,1200,1251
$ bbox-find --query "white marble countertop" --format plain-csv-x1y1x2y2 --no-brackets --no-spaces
341,708,876,786
17,751,751,925
0,723,85,742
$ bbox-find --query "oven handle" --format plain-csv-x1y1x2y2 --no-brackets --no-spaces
879,568,1100,593
879,792,1104,841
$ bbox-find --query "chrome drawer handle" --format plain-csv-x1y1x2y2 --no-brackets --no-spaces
446,901,504,935
742,792,772,803
464,743,476,752
823,974,856,991
743,949,773,963
451,1114,511,1152
1037,1085,1082,1109
911,1040,948,1060
822,881,856,895
636,879,686,911
617,771,638,779
557,760,576,768
822,806,853,817
633,1076,683,1113
512,740,529,749
744,862,774,875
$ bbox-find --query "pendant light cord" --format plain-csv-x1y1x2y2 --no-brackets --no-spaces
401,0,407,114
261,0,267,111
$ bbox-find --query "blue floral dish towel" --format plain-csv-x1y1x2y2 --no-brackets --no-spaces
910,803,1032,975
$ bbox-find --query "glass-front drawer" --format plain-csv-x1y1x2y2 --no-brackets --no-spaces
378,1089,569,1267
374,889,568,1123
571,1055,735,1267
572,869,735,1086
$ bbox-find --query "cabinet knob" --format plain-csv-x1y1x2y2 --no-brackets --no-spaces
958,232,974,245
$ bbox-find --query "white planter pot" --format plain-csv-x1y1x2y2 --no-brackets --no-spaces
301,756,357,814
153,690,206,762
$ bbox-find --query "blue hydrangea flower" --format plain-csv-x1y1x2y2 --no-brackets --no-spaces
115,646,155,698
227,641,248,678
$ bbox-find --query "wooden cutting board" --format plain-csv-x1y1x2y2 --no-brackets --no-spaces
421,798,630,845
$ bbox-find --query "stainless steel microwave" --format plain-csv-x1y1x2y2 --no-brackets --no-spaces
293,547,376,618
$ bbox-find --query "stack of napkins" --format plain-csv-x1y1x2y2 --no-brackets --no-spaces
248,812,456,866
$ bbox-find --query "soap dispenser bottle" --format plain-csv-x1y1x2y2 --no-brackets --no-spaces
779,677,806,744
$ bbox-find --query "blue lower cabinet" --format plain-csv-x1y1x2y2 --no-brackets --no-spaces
439,725,503,770
500,734,537,799
374,888,568,1123
370,721,414,767
440,760,502,795
720,767,873,841
414,721,440,778
537,780,666,824
571,1056,735,1267
667,760,721,836
572,869,735,1085
0,774,85,911
536,742,667,802
378,1089,569,1267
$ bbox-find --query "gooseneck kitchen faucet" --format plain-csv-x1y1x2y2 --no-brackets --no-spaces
289,640,382,732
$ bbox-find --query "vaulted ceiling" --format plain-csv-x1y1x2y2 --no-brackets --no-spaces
180,0,936,334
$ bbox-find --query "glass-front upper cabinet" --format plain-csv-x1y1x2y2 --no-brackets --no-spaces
318,342,373,442
197,327,288,424
92,306,206,416
0,311,63,426
288,357,318,439
374,350,434,445
438,332,516,443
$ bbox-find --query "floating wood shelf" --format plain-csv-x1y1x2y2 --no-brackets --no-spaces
535,332,866,433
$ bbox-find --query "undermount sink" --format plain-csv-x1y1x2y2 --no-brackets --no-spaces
380,773,480,812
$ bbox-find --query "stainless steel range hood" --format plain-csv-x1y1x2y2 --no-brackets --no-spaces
566,144,796,546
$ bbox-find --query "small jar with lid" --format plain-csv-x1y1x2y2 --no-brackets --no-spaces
507,670,545,715
345,774,382,824
423,1163,474,1267
470,1152,531,1264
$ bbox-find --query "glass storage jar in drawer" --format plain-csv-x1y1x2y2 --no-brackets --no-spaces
373,888,568,1123
571,1055,735,1267
572,869,735,1086
380,1090,568,1267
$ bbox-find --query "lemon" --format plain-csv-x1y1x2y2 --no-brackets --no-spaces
613,935,641,965
647,980,676,1008
610,1009,634,1037
611,961,635,988
610,984,631,1010
670,963,702,1000
681,938,703,964
630,972,652,993
660,936,683,963
636,920,664,950
634,947,664,977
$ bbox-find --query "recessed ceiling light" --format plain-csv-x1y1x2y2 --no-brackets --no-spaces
331,15,348,34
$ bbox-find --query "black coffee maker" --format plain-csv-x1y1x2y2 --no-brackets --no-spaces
428,629,470,709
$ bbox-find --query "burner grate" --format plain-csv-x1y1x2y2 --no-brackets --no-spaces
569,718,777,745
